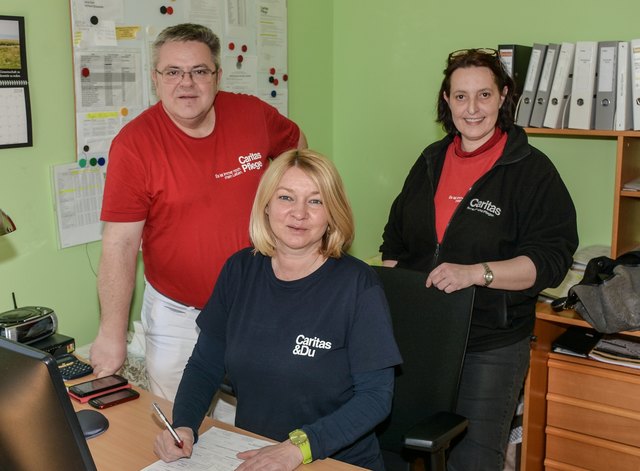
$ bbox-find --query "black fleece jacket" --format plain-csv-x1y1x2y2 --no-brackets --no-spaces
381,126,579,351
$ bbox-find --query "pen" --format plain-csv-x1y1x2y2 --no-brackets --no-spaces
152,402,184,449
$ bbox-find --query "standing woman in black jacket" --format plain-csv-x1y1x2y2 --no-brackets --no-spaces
380,48,579,471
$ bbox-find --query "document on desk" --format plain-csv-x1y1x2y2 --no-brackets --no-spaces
141,426,273,471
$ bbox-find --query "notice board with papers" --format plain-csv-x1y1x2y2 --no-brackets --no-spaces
58,0,288,248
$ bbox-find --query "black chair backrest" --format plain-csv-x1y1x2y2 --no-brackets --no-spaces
373,266,475,455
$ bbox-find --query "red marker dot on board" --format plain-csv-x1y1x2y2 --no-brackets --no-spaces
237,55,244,63
241,45,248,52
282,74,288,82
270,67,276,75
273,79,279,86
81,68,90,78
228,42,235,50
167,6,174,14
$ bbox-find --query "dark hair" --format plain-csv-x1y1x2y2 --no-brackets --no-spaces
436,49,516,135
152,23,221,70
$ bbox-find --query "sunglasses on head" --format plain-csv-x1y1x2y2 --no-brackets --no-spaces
447,48,499,63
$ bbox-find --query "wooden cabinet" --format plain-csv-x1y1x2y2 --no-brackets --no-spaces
522,303,640,470
525,128,640,258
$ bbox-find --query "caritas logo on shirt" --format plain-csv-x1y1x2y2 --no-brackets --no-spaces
292,334,332,358
238,152,263,172
214,152,264,180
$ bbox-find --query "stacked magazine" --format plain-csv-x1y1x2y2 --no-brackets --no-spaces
588,337,640,369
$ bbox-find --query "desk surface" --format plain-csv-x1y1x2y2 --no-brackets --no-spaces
71,385,364,471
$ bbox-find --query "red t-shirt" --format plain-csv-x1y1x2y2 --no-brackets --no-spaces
101,92,300,307
434,131,507,242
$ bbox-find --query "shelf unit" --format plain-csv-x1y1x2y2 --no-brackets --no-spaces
520,128,640,470
522,304,640,471
525,128,640,258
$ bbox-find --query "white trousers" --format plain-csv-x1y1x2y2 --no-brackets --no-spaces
141,281,236,424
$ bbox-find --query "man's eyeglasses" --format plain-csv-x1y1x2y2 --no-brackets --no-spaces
448,48,499,63
155,67,218,84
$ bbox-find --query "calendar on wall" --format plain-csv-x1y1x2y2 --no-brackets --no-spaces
0,15,32,149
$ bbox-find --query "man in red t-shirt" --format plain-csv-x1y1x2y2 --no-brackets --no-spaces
90,24,306,404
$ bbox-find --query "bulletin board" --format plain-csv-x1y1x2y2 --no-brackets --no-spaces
55,0,289,248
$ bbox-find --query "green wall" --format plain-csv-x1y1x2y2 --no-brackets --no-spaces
1,0,638,344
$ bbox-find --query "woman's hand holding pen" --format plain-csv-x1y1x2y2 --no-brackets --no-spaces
153,427,194,462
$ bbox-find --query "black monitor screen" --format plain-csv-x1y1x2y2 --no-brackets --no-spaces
0,337,97,471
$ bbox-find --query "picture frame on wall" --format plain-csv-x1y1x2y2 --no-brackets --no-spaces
0,15,33,149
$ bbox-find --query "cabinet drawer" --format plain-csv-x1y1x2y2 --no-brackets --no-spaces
547,396,640,447
548,358,640,412
546,426,640,470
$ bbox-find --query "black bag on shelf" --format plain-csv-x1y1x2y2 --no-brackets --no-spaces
561,250,640,334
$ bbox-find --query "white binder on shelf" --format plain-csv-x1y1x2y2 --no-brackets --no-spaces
614,41,633,131
594,41,620,130
543,42,575,129
530,43,560,128
515,43,547,127
632,39,640,131
568,41,598,130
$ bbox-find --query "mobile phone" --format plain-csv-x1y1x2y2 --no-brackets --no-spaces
88,388,140,409
68,374,128,398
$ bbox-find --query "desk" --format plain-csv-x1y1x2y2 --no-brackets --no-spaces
71,386,364,471
521,303,640,470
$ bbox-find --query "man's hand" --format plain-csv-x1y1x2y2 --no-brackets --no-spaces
89,332,127,377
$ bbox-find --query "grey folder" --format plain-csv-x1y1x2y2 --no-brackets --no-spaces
594,41,620,130
614,41,633,131
530,44,561,128
515,43,547,127
543,42,575,129
568,41,599,130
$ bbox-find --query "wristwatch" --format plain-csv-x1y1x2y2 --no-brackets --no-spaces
289,429,312,464
482,262,494,287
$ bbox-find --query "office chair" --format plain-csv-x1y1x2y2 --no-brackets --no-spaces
373,266,475,471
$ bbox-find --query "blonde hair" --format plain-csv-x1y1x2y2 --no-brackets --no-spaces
250,149,355,258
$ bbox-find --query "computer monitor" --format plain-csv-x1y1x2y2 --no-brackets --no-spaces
0,337,98,471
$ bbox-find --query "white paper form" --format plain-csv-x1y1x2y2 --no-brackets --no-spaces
258,88,288,116
256,0,288,115
221,55,258,93
257,0,287,66
75,49,143,112
72,0,124,47
52,162,106,249
186,0,224,34
76,108,143,155
141,426,274,471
